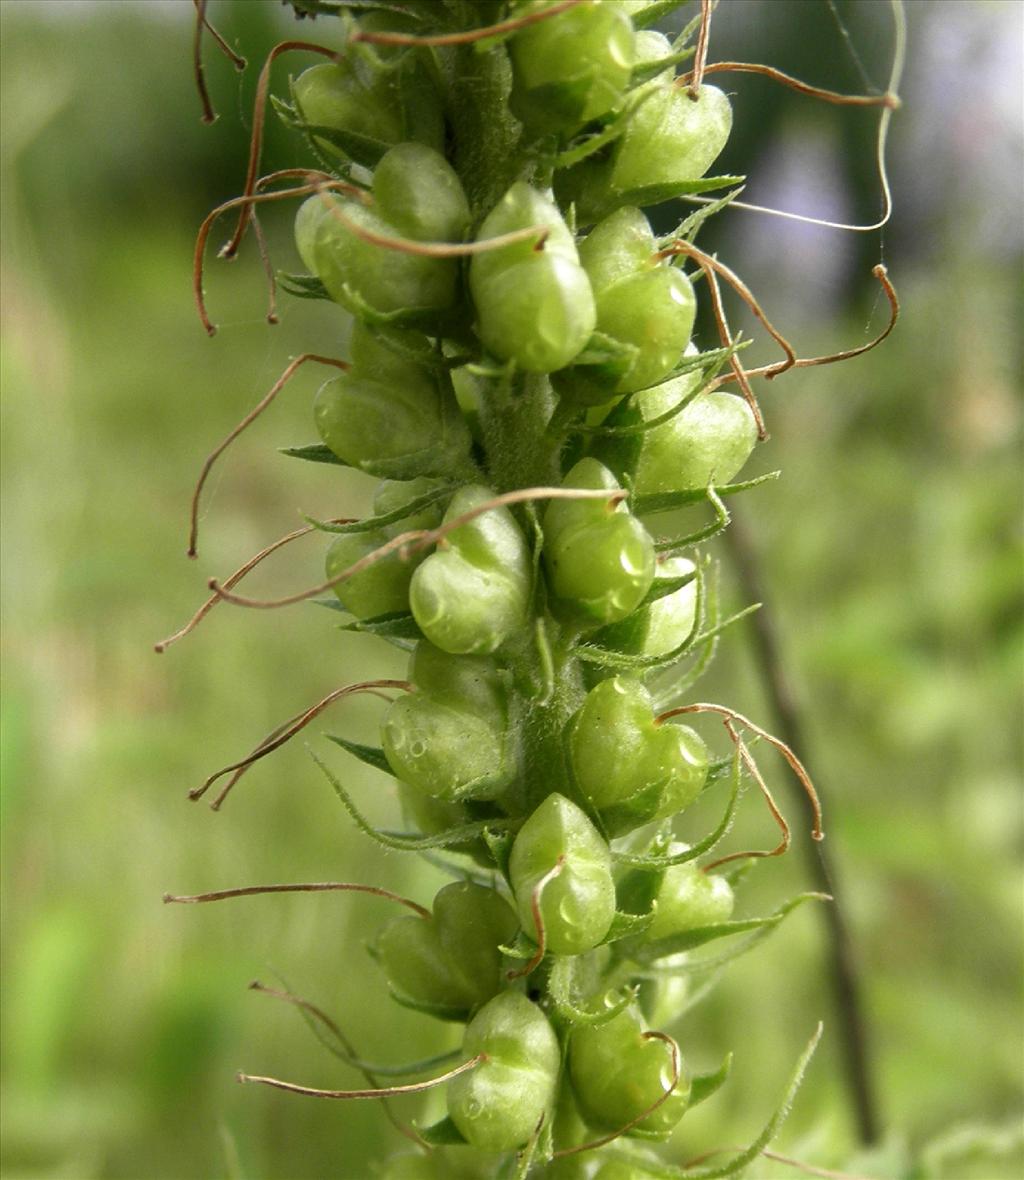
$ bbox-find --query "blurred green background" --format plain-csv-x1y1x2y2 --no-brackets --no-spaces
1,2,1021,1177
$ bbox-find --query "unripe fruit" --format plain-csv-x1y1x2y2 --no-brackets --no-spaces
508,793,616,956
376,882,518,1018
314,324,472,479
382,643,515,803
292,62,404,163
301,143,470,324
594,555,698,658
647,861,735,941
559,207,695,402
569,1007,690,1138
594,370,759,495
570,677,708,833
410,485,531,655
326,477,445,619
448,992,560,1152
509,0,635,136
469,183,595,373
542,458,654,626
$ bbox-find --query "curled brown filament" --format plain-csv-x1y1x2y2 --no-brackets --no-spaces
710,265,900,389
507,856,565,981
703,720,791,869
221,40,341,261
687,0,714,99
163,880,430,919
657,702,824,842
192,0,246,126
349,0,583,47
236,1053,486,1100
187,349,350,557
681,60,900,110
661,239,797,378
680,251,766,439
551,1031,681,1157
193,169,362,336
155,520,353,654
189,679,410,809
248,980,427,1148
206,487,628,610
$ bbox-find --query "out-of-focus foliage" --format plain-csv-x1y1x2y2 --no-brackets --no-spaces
1,2,1021,1178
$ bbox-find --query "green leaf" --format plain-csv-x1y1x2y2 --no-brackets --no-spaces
635,892,830,964
416,1116,469,1146
324,735,391,774
309,485,452,535
634,471,781,517
279,443,351,467
310,750,510,852
689,1053,733,1108
630,0,691,30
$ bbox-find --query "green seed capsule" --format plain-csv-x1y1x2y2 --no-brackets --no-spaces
542,458,654,626
382,643,515,802
326,477,445,619
555,82,733,224
570,677,708,833
292,62,404,164
508,793,616,956
561,207,695,402
448,991,561,1153
569,1006,690,1138
376,882,518,1019
410,485,531,655
303,143,470,324
509,0,635,136
314,324,472,480
593,556,697,658
647,861,735,942
469,183,595,373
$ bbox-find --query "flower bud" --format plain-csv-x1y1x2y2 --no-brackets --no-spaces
508,793,616,956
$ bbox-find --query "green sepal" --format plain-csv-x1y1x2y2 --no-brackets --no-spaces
612,755,741,869
337,611,424,640
311,485,452,534
415,1117,469,1147
571,330,641,372
600,908,656,945
497,930,537,961
633,472,781,517
277,272,332,302
634,891,831,963
629,1,690,30
387,987,469,1023
611,174,745,208
628,45,696,86
289,119,393,168
659,187,746,247
311,750,511,852
689,1053,733,1108
324,734,391,774
548,956,638,1028
636,567,697,607
626,1025,822,1179
483,827,515,881
279,443,351,466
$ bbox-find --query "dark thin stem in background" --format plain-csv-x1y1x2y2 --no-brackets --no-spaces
724,509,880,1144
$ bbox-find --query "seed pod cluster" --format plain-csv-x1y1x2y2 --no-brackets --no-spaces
182,0,850,1172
